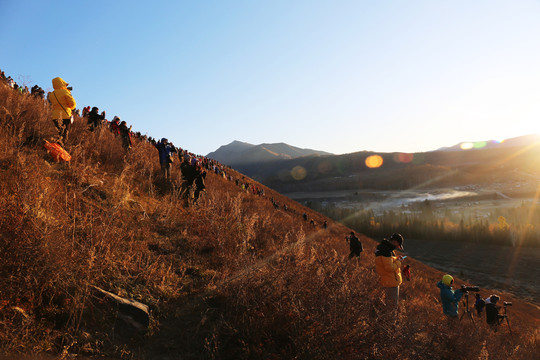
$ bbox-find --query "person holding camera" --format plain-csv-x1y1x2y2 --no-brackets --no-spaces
48,77,76,143
485,295,512,330
375,233,405,309
437,274,465,317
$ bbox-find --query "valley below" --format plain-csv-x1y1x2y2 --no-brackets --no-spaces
285,185,540,305
401,238,540,305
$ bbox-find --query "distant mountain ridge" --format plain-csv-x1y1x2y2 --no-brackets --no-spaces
212,134,540,193
206,140,333,166
438,134,540,151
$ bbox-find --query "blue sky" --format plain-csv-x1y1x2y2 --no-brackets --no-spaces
1,0,539,156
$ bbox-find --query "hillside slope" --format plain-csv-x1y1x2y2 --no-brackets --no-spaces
0,82,539,359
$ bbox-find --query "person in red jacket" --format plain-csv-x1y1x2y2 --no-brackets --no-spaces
402,264,411,281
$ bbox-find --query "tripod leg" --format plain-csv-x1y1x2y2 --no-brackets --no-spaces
505,316,512,334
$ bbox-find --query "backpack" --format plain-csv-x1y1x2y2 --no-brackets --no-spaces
44,140,71,162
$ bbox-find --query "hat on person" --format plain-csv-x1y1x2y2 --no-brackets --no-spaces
442,274,454,286
390,233,404,250
490,295,500,303
162,138,168,143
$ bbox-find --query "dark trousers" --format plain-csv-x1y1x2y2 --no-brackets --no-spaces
53,118,71,141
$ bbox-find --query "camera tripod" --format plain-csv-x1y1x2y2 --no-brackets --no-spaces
499,304,512,334
459,292,476,327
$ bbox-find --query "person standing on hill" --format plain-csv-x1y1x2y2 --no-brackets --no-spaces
375,233,405,309
485,295,504,329
437,274,464,317
402,264,411,281
180,156,198,197
474,293,486,316
193,167,207,202
346,231,363,259
155,138,176,180
87,107,105,131
119,120,132,149
48,77,76,143
110,116,121,135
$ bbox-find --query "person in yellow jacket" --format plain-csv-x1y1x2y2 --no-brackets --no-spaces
375,233,405,309
48,77,76,142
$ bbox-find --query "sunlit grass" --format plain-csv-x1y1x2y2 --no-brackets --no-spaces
0,83,539,359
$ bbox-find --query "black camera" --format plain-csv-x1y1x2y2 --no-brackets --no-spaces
504,302,512,306
67,86,73,91
461,285,480,292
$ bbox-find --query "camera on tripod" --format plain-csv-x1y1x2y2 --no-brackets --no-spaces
504,301,512,306
461,285,480,292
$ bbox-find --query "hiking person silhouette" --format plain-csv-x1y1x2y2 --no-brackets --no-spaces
87,107,105,131
346,231,363,259
119,121,132,149
193,168,207,202
180,156,198,199
474,293,485,316
155,138,176,180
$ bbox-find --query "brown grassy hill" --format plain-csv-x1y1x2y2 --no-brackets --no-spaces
0,83,539,359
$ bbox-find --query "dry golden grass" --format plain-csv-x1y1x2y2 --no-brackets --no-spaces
0,83,539,359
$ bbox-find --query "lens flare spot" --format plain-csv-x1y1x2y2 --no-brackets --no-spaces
473,141,487,149
317,161,332,174
291,166,307,180
365,155,383,168
460,142,474,150
393,153,414,163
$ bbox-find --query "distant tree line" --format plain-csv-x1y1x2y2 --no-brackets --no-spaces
309,200,540,247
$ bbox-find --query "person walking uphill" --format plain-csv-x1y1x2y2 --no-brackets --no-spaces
375,233,405,309
48,77,76,143
155,138,176,180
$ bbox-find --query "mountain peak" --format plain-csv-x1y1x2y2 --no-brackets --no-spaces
206,141,332,166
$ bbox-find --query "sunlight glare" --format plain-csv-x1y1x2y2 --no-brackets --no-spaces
473,141,487,149
393,153,414,163
317,161,332,174
365,155,383,168
291,166,307,180
460,142,474,150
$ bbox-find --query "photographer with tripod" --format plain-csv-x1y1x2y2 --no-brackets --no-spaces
437,274,465,318
485,295,512,332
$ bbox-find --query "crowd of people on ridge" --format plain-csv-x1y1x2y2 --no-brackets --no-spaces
1,70,45,97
